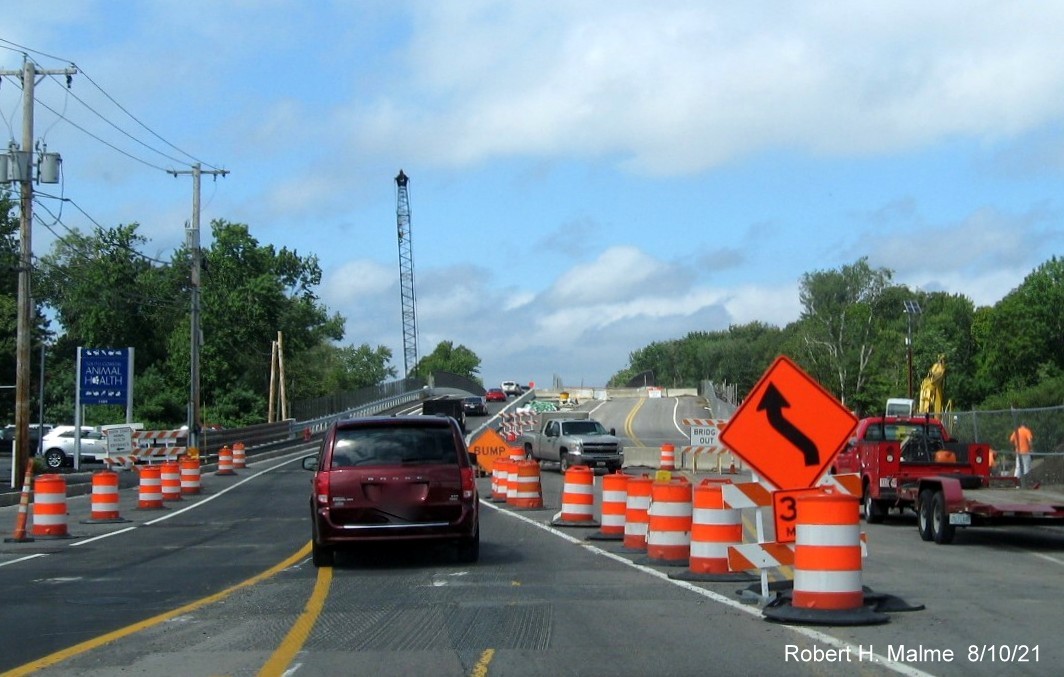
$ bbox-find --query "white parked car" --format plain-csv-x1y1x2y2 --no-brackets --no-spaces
38,426,108,469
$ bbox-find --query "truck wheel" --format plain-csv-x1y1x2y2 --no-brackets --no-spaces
917,490,934,541
559,452,571,473
862,482,885,524
931,491,956,544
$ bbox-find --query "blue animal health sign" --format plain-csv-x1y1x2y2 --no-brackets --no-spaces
79,347,133,406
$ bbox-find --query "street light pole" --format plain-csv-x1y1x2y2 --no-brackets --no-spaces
904,300,922,400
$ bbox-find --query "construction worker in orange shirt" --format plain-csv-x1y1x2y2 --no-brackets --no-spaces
1010,422,1034,480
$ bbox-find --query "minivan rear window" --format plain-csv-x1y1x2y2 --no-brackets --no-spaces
330,425,458,468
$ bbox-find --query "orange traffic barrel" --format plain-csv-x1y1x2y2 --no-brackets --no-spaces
160,460,182,502
232,441,247,469
621,475,654,552
670,479,755,582
508,446,525,462
180,456,202,495
764,490,887,625
643,478,692,567
588,471,628,541
137,465,166,510
659,443,677,471
551,465,599,527
508,460,544,510
492,458,512,503
32,474,71,537
81,470,130,524
216,446,236,476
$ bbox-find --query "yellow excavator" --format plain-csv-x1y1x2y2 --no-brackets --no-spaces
917,354,950,418
885,354,952,419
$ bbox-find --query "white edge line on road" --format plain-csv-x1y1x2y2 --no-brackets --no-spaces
482,498,936,677
0,552,48,567
19,451,312,552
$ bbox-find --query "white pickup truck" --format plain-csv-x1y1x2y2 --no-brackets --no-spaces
517,411,624,473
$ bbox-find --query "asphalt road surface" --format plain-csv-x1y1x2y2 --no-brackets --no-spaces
1,396,1061,676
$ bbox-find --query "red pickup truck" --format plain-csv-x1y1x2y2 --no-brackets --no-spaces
833,415,1064,544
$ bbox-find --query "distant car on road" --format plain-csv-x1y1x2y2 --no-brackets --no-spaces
38,425,107,469
501,381,522,397
461,396,488,416
302,415,480,567
485,388,507,402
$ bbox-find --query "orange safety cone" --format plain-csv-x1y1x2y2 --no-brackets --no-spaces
659,443,676,471
550,465,599,527
491,458,512,503
137,465,166,510
763,490,888,625
216,445,237,476
640,477,692,567
180,456,202,495
670,479,755,582
81,470,131,524
508,460,544,510
588,471,628,541
232,442,247,469
32,474,72,538
621,475,654,553
160,460,183,502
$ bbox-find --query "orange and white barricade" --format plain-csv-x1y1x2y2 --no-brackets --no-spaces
32,474,71,537
762,490,887,625
642,478,692,567
232,442,247,469
137,466,166,510
551,465,599,527
492,458,512,502
671,479,756,582
216,446,236,476
507,460,544,510
621,475,654,552
180,456,202,495
588,471,628,541
81,470,130,524
658,443,676,471
160,461,182,501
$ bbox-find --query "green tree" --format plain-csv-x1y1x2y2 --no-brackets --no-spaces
796,258,892,410
976,256,1064,395
413,341,481,381
287,343,397,399
193,220,345,423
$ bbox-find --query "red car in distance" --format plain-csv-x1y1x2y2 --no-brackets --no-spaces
485,388,507,402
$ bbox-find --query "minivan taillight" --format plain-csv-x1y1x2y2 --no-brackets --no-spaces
460,467,475,500
314,471,331,505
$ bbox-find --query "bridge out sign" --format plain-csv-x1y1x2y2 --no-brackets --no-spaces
78,348,134,406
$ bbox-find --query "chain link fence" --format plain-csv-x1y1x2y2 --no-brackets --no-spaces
948,404,1064,484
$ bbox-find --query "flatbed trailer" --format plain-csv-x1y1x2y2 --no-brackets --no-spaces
900,475,1064,544
836,414,1064,544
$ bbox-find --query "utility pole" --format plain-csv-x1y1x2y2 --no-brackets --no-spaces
1,57,76,499
168,163,228,454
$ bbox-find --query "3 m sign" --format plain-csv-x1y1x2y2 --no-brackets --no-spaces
719,355,857,491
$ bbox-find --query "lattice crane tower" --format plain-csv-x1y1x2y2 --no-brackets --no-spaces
395,170,419,377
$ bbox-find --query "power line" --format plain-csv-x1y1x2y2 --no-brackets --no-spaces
1,39,221,171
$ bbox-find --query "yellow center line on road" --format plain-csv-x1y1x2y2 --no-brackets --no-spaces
624,397,646,447
259,560,333,677
0,542,313,677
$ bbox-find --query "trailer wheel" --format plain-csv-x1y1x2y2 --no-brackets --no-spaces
917,490,934,541
931,491,956,545
862,482,886,524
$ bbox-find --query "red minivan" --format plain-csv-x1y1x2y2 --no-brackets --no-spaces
303,415,480,567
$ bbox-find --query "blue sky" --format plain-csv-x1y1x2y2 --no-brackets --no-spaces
4,1,1063,390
